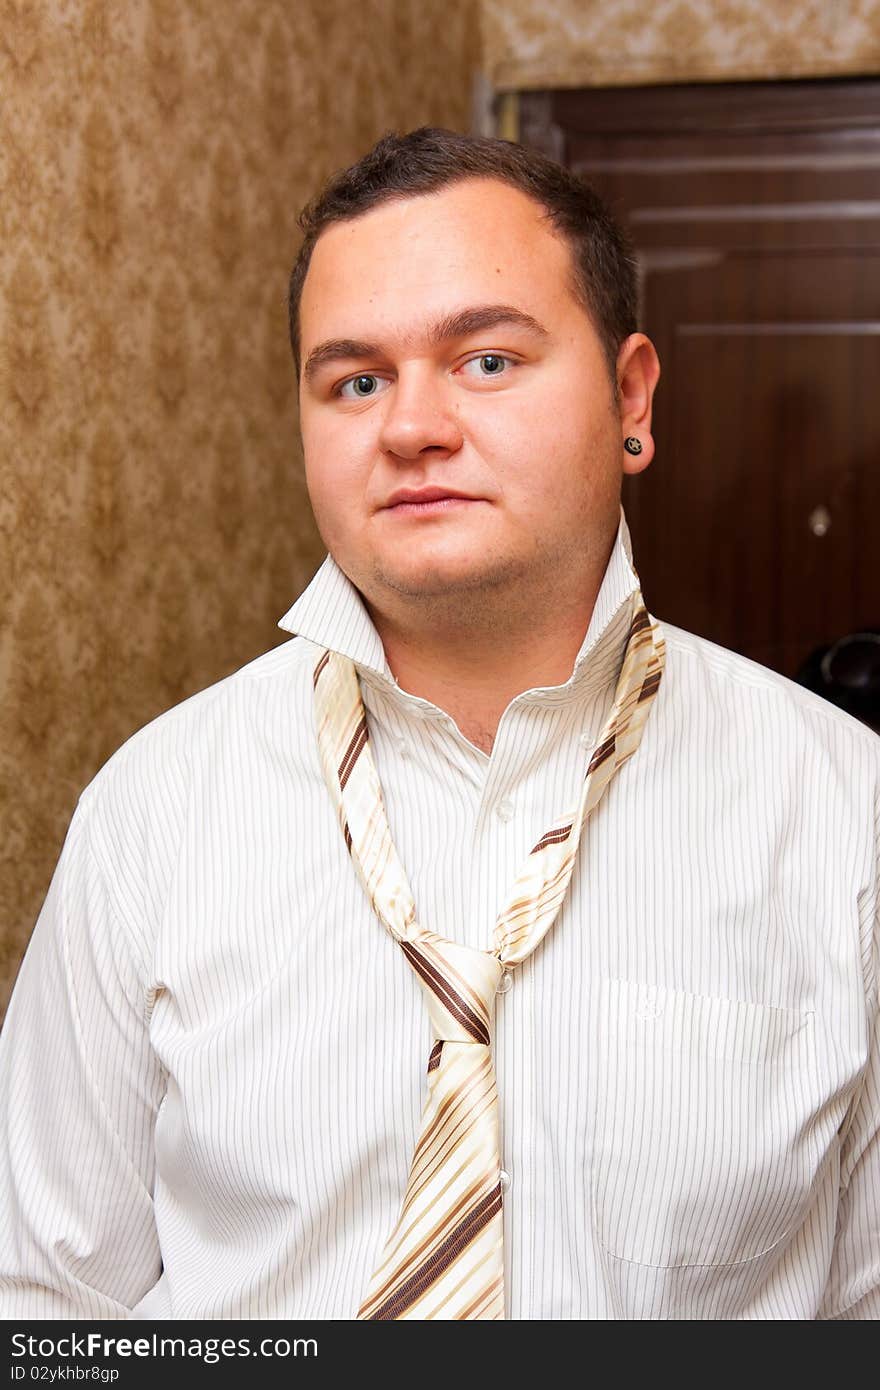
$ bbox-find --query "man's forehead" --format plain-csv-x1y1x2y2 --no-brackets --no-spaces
299,182,579,369
302,180,570,301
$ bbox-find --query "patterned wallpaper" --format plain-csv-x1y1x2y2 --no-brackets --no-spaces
481,0,880,89
0,0,481,1016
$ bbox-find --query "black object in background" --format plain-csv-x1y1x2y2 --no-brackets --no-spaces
795,631,880,735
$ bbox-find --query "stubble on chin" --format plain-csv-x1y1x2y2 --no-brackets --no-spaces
371,550,522,600
363,539,582,635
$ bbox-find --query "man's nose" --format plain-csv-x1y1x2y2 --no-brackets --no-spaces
376,367,464,460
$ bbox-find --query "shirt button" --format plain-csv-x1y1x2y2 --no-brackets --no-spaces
499,1169,512,1193
578,731,592,749
497,969,513,994
397,739,411,758
495,798,515,822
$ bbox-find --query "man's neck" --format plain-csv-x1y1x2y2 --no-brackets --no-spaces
364,573,608,756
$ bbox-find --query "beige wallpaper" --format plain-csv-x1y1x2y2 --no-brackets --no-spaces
481,0,880,89
0,0,481,1016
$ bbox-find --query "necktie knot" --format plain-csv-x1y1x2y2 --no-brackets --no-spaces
401,930,503,1045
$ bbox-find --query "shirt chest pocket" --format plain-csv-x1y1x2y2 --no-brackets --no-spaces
590,978,821,1270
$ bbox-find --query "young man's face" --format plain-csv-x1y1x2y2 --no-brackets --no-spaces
297,176,650,615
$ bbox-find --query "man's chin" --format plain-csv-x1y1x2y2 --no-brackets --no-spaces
370,557,520,602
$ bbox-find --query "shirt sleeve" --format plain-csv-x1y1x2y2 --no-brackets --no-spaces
816,1007,880,1318
0,799,165,1318
816,786,880,1321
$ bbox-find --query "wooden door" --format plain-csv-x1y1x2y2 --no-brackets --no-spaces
519,81,880,679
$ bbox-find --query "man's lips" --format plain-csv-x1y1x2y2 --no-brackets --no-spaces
381,486,483,511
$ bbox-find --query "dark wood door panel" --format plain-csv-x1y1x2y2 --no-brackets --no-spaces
631,317,880,672
545,79,880,136
634,249,880,676
521,81,880,680
567,128,880,255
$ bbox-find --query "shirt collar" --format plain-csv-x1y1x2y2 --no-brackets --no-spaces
278,502,641,696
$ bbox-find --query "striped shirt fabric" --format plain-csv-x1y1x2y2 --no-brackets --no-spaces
1,504,878,1320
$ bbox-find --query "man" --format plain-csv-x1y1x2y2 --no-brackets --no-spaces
1,127,878,1320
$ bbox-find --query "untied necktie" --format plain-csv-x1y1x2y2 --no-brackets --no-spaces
312,591,665,1319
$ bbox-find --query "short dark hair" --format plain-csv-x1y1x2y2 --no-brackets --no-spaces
288,126,637,382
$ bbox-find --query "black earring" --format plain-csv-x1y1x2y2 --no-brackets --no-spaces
624,436,642,456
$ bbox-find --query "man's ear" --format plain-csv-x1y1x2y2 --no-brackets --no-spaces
616,334,661,475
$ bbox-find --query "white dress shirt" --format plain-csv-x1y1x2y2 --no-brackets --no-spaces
1,505,878,1320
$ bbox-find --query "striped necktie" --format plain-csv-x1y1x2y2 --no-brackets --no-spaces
312,591,665,1319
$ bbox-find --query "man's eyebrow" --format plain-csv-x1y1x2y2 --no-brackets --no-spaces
302,304,550,386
